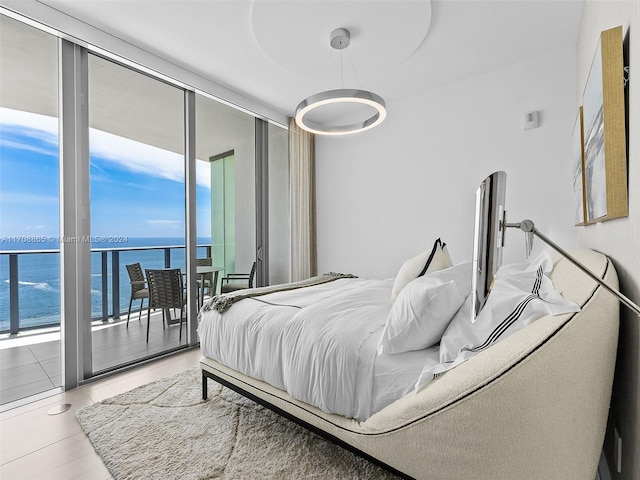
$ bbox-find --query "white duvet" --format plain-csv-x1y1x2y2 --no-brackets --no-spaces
198,277,435,421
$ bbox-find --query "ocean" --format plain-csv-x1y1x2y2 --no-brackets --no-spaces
0,237,211,332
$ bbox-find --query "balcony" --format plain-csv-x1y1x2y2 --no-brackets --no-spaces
0,243,211,407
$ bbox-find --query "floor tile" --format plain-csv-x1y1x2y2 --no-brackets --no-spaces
0,431,110,480
29,341,60,361
0,377,55,406
0,383,89,421
0,363,50,391
0,347,38,371
0,391,91,465
39,357,61,379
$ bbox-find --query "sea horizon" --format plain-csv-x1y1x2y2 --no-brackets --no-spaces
0,236,212,332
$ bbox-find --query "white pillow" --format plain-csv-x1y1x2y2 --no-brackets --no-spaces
414,250,580,391
391,238,452,302
378,262,471,355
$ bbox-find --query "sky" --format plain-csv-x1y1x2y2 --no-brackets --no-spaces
0,107,212,242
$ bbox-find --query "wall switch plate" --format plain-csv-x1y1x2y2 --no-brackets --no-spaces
614,427,622,473
523,111,540,130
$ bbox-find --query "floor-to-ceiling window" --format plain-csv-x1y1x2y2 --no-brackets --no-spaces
87,54,187,373
0,14,62,405
0,10,290,407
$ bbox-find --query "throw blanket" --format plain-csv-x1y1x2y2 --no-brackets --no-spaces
200,272,357,314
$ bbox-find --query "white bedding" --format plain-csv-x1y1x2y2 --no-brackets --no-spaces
198,277,435,421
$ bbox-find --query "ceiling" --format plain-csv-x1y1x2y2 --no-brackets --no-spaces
34,0,584,120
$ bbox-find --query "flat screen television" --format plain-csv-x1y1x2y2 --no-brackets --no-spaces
471,171,507,321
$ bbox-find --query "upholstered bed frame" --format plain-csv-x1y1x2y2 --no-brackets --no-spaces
200,249,619,480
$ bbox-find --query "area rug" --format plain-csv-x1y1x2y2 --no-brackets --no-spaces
76,367,400,480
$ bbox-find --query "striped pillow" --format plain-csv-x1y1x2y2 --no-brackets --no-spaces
414,250,580,391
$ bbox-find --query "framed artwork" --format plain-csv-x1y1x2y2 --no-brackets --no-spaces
581,25,628,223
572,107,586,225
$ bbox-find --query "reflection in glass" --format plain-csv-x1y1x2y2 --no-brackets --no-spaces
196,94,255,293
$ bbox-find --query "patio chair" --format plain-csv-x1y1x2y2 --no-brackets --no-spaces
145,268,186,343
197,257,215,296
125,263,149,327
220,261,256,294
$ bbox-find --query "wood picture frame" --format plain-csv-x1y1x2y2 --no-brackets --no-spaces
582,25,628,223
572,107,587,226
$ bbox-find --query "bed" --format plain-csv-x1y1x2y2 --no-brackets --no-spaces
198,248,619,480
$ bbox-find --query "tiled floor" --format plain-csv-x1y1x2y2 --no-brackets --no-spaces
1,310,189,406
0,341,60,406
0,347,201,480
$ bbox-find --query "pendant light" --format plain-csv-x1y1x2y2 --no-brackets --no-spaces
294,28,386,136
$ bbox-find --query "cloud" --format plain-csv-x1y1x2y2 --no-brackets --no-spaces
0,138,57,157
1,107,211,189
90,130,185,182
0,108,58,137
91,131,212,189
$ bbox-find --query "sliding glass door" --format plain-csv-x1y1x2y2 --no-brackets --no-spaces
1,11,291,403
87,54,187,373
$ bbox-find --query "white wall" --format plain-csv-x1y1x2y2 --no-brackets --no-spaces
578,3,640,479
316,46,578,279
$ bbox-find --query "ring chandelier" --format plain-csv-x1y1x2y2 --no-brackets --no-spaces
294,28,387,136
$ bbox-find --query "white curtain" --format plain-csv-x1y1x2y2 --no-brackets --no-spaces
289,117,317,281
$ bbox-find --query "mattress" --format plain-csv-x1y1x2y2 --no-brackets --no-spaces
198,277,438,421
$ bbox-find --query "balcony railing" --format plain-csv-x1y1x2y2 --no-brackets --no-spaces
0,244,211,335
